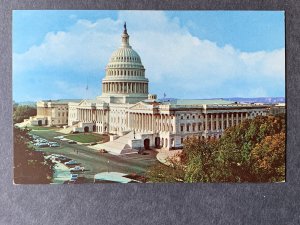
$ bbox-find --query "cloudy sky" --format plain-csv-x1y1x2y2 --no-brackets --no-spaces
13,10,285,102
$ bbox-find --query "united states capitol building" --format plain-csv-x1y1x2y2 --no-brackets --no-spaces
33,24,269,154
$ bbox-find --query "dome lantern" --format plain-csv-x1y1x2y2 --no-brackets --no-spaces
121,22,131,48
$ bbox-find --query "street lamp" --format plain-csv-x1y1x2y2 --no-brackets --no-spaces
107,160,110,173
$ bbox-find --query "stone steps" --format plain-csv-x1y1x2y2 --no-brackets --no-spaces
96,131,138,155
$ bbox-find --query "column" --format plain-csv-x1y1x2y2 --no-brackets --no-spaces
236,112,239,125
216,113,219,130
221,113,224,130
152,114,155,132
211,114,214,131
231,113,234,127
205,114,208,131
241,112,243,122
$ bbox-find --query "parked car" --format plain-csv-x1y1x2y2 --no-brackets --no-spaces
70,174,78,181
56,156,70,163
37,139,48,143
49,142,60,147
70,166,85,172
68,140,77,144
64,160,78,165
54,136,64,140
35,143,49,148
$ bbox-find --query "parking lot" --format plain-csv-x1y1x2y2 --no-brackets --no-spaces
29,129,158,183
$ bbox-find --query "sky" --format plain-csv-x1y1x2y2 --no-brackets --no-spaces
13,10,285,102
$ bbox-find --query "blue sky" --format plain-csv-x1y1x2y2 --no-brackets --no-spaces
13,10,285,102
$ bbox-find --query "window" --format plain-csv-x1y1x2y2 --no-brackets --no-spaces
181,125,184,132
181,138,183,144
181,116,183,119
187,124,190,132
187,116,189,119
192,115,195,119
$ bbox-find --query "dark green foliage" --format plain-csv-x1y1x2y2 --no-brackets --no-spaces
13,104,37,124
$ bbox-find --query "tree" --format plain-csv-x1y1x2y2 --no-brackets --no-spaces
250,132,285,182
216,116,286,182
13,105,37,124
183,138,220,182
147,161,185,183
147,115,286,183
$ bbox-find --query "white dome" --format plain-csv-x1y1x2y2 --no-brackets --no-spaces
101,23,149,103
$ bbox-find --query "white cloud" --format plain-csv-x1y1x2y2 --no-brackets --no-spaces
13,11,285,99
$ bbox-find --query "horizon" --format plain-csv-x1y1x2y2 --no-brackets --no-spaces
14,96,286,104
13,10,285,102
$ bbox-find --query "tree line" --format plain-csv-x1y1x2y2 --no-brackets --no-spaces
148,115,285,183
13,103,37,124
14,127,54,184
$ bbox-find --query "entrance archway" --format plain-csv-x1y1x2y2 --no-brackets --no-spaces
84,126,89,132
155,137,160,148
144,139,150,150
93,125,96,132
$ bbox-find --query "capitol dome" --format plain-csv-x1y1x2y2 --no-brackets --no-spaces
101,23,149,104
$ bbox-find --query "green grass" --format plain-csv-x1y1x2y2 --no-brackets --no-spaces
65,133,103,143
27,126,58,131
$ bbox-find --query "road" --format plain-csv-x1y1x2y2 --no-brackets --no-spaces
30,129,158,182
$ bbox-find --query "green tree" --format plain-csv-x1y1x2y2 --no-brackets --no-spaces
13,105,37,124
217,116,286,182
147,115,286,183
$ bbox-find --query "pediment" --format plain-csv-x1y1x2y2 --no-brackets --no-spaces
129,101,153,110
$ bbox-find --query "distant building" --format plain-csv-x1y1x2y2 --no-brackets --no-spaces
33,25,269,154
31,100,81,126
269,103,286,116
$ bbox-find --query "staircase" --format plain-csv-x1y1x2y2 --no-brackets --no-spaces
95,131,138,155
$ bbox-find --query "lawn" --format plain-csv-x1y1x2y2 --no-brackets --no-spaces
65,133,105,143
27,126,58,131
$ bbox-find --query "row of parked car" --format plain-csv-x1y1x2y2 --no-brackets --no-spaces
45,154,85,173
29,134,60,148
